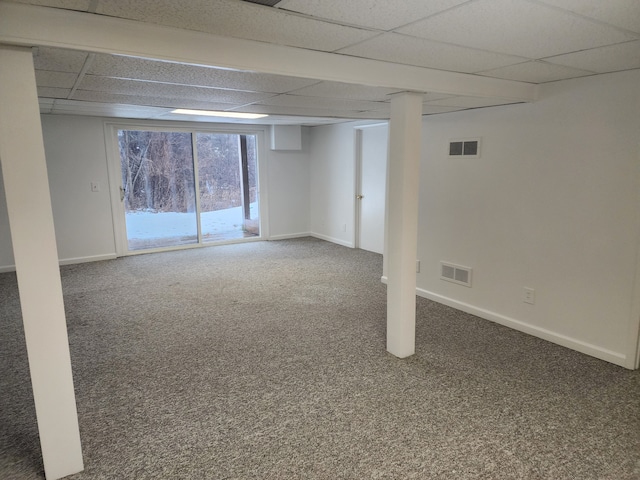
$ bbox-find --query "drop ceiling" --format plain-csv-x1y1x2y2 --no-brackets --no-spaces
6,0,640,125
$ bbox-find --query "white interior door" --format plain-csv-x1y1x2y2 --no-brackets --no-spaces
357,124,388,254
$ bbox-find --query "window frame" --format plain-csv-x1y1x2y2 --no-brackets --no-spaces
104,119,269,257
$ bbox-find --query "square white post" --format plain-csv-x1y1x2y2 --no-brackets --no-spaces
0,45,84,480
386,92,423,358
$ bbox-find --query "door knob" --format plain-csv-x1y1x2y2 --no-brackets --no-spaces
356,194,364,200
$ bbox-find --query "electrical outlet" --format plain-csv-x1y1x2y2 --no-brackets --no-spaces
416,260,420,273
342,223,347,232
90,182,100,193
523,287,535,304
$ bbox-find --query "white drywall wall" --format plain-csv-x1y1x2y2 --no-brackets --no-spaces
309,122,358,247
267,126,311,239
41,115,116,264
0,115,314,270
417,70,640,366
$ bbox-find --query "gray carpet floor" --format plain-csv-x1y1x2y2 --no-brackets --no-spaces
1,237,639,479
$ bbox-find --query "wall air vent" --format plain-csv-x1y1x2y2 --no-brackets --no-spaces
449,138,481,158
441,262,472,287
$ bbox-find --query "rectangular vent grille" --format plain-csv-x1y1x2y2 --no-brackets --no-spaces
441,262,472,287
449,138,481,158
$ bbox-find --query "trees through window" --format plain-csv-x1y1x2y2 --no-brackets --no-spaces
118,129,260,251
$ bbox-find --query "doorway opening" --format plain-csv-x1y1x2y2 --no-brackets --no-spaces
117,128,260,252
355,123,388,255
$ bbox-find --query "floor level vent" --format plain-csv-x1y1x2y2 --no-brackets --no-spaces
441,262,472,287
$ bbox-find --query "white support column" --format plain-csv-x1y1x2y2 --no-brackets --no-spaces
0,46,83,480
386,92,423,358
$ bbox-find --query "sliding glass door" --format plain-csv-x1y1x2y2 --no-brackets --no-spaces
116,127,261,253
196,133,259,242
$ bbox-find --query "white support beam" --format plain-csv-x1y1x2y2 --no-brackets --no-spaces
0,2,537,102
0,45,84,480
386,93,423,358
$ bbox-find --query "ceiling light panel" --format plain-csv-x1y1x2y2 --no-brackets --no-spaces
277,0,470,31
96,0,377,52
338,32,527,73
477,60,595,83
172,109,268,119
535,0,640,34
230,104,364,119
544,40,640,74
78,76,276,104
396,0,637,59
32,47,88,73
88,54,319,93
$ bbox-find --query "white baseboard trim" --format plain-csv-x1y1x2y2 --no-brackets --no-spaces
268,232,311,241
1,254,117,273
59,254,117,266
310,232,354,248
415,288,627,368
381,273,627,368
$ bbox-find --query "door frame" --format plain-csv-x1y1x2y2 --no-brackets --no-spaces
353,122,389,251
104,119,269,257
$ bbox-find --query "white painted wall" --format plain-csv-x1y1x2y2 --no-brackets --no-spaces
417,70,640,367
267,126,311,239
42,115,117,264
0,115,313,269
309,122,359,247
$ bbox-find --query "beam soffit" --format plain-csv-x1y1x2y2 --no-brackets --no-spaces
0,2,537,102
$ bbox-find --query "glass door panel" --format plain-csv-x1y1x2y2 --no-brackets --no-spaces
118,130,197,250
196,133,260,242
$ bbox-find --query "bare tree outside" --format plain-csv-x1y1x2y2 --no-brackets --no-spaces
118,129,259,250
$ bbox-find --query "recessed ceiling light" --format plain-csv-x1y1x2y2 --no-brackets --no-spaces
171,109,268,119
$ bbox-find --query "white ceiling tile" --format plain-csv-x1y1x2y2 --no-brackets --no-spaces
544,40,640,73
8,0,90,10
37,86,70,98
88,54,319,93
338,33,527,73
78,76,276,104
425,96,522,108
71,90,242,111
32,47,88,73
477,60,595,83
422,93,458,102
346,111,391,119
396,0,637,58
535,0,640,34
50,99,172,119
96,0,377,52
256,94,388,111
423,105,467,114
35,70,78,88
276,0,470,30
287,81,400,101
